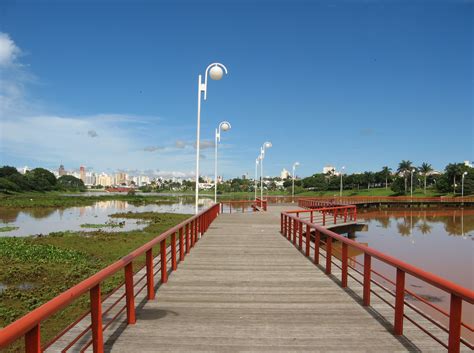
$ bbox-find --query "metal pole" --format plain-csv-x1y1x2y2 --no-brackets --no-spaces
255,159,258,200
462,174,465,197
195,75,202,214
340,173,343,197
292,166,295,203
214,128,218,203
260,154,263,201
410,171,413,198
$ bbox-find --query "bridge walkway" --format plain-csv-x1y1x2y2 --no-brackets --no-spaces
105,205,419,352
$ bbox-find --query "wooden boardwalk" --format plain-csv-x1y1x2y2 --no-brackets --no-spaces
103,206,422,352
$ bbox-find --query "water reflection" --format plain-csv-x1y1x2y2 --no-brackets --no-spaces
0,198,213,237
356,207,474,328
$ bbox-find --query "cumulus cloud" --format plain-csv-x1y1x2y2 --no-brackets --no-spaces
0,32,21,67
87,130,98,138
175,140,187,149
143,146,164,152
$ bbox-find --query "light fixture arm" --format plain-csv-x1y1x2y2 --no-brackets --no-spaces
202,63,228,100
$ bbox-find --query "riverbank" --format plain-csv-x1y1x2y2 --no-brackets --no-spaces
0,211,190,352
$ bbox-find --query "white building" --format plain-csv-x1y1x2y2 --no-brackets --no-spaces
280,168,290,180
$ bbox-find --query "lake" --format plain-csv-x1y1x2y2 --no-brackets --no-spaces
0,197,213,237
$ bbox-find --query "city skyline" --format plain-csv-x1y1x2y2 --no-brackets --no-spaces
1,1,472,178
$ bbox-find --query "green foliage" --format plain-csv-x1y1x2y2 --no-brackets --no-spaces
0,238,90,263
0,177,21,193
0,226,19,232
391,177,406,195
57,175,86,191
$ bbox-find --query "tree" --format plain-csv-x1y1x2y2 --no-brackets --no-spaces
380,166,392,189
363,171,375,190
0,166,20,178
25,168,57,191
444,163,467,195
397,160,413,193
418,162,433,194
391,177,406,195
57,175,86,191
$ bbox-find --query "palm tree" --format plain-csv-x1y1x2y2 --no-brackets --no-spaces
397,160,413,193
418,162,433,194
381,166,392,189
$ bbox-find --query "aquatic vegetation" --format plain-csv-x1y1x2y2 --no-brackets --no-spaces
0,225,19,232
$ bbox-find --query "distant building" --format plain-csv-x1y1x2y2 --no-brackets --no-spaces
17,166,30,174
281,168,290,180
323,165,336,175
58,165,66,176
115,172,128,185
464,160,473,168
80,166,86,182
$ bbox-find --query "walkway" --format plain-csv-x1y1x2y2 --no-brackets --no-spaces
104,206,417,352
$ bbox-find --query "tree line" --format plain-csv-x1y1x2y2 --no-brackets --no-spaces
0,166,85,193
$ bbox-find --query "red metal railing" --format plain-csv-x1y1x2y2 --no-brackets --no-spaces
0,204,220,353
280,209,474,353
219,199,267,213
255,197,267,211
298,196,474,205
285,206,357,227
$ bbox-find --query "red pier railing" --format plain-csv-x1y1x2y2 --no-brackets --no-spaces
0,204,220,353
285,205,357,227
280,209,474,353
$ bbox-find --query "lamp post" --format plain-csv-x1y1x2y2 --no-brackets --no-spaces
339,166,345,197
255,156,260,200
194,63,228,214
462,171,468,197
410,168,416,198
259,142,272,201
292,162,300,203
214,121,231,203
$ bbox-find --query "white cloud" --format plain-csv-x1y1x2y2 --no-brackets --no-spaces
0,32,21,67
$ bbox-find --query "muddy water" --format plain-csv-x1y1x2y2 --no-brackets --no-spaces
353,207,474,337
0,198,213,237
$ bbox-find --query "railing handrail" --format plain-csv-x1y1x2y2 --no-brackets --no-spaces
0,204,220,349
282,210,474,303
287,205,356,214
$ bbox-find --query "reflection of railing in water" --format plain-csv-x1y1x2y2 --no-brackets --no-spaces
281,208,474,352
0,204,221,353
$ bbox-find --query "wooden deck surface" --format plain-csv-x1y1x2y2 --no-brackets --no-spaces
104,206,422,352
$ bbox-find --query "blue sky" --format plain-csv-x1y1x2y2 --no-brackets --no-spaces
0,0,472,179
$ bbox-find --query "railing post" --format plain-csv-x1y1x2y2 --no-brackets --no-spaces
280,214,283,234
293,219,297,245
363,254,371,306
298,221,303,250
194,218,199,243
325,236,332,274
25,324,41,353
305,224,310,257
185,223,190,254
314,230,320,264
448,294,462,353
287,216,291,240
323,211,326,226
341,243,348,287
179,227,184,261
125,262,136,324
190,220,195,248
146,249,155,300
354,207,357,222
310,211,314,223
394,268,405,335
344,208,347,223
334,209,337,224
160,239,168,284
90,284,104,353
171,232,177,271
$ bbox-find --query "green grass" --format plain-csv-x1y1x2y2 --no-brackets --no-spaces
0,192,176,208
0,212,190,352
79,221,125,229
0,226,19,232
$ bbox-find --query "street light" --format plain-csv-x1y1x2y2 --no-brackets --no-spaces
340,166,345,197
462,171,468,197
260,142,272,201
410,168,416,198
214,121,231,203
194,63,228,214
292,162,300,203
255,156,260,200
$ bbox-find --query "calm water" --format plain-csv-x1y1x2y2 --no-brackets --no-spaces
0,198,213,237
354,207,474,330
